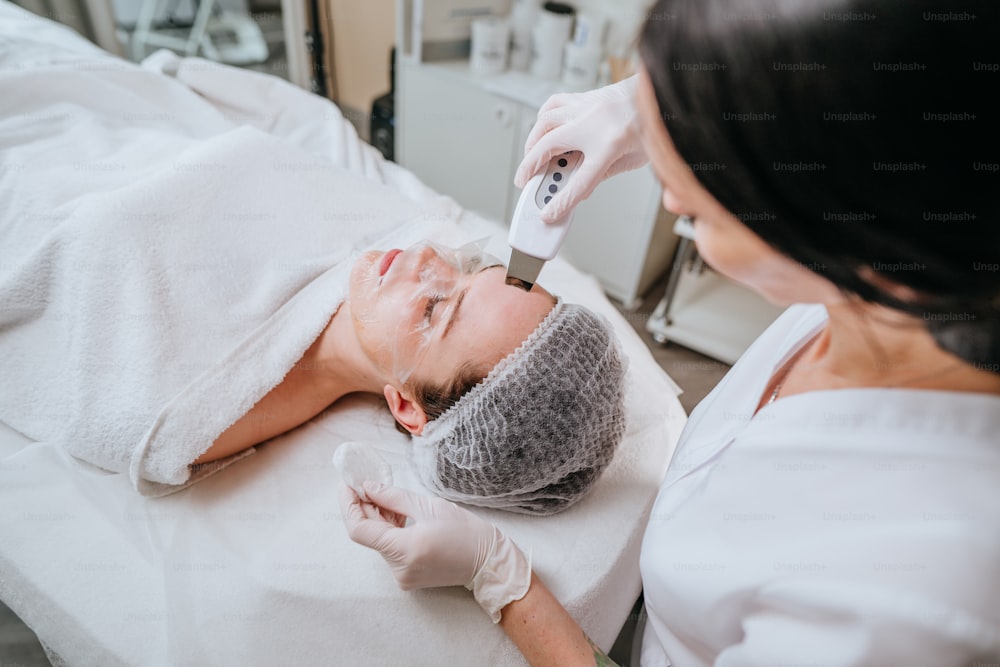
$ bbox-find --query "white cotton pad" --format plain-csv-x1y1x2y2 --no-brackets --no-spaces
331,442,393,502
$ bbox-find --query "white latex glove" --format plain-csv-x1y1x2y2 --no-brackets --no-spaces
514,74,649,223
340,482,532,623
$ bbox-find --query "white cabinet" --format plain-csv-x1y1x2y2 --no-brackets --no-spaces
396,57,676,308
397,60,521,220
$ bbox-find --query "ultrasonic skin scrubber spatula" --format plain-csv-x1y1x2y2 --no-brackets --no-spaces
505,150,583,290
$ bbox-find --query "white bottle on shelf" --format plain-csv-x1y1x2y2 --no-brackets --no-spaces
529,3,574,80
508,0,539,71
470,17,510,75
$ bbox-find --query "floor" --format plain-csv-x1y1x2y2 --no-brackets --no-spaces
0,604,50,666
2,5,733,666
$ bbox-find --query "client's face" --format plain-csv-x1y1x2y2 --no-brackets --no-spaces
348,242,556,386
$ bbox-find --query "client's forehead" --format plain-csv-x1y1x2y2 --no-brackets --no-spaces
423,267,555,382
460,267,554,331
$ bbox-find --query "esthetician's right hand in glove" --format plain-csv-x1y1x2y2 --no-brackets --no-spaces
514,74,649,223
340,482,532,623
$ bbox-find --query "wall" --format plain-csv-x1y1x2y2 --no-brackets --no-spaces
326,0,395,114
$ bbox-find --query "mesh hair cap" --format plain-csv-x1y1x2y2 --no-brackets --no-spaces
411,301,628,516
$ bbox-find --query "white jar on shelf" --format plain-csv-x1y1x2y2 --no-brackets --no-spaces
562,42,602,89
508,0,539,71
529,2,574,80
561,11,606,90
470,17,510,75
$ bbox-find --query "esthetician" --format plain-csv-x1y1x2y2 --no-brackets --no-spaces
342,0,1000,664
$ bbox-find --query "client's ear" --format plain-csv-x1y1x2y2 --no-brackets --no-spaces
383,384,428,435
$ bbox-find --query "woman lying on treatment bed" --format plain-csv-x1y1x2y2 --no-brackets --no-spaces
194,240,627,515
0,30,625,513
0,6,681,662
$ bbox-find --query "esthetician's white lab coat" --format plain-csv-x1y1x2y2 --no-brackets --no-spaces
640,304,1000,666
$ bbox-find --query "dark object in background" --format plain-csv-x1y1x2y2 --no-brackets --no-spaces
370,47,395,162
305,0,328,98
543,1,575,15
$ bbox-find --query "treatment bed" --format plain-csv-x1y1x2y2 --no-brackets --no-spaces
0,3,687,664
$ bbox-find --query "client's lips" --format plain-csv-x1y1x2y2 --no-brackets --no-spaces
379,249,403,277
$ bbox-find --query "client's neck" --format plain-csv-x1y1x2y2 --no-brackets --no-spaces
294,303,387,404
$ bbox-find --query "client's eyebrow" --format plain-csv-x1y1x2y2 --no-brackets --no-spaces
442,288,467,340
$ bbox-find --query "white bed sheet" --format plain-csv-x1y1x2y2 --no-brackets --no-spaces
0,3,688,665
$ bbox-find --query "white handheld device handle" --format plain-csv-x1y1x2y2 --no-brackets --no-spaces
507,151,583,260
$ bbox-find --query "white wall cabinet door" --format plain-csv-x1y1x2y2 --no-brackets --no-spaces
396,59,518,222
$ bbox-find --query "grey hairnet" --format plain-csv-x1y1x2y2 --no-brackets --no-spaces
411,300,628,516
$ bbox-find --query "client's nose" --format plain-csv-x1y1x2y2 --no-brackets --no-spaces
397,245,436,283
415,244,439,265
412,245,455,283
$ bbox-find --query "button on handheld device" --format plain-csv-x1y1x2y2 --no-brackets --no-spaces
505,151,583,291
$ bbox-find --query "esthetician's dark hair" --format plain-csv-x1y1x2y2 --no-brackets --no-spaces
639,0,999,371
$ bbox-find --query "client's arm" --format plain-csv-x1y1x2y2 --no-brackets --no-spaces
194,335,338,464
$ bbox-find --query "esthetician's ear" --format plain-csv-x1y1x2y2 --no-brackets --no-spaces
383,385,428,435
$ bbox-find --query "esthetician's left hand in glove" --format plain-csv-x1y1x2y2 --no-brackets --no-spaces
340,482,532,622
